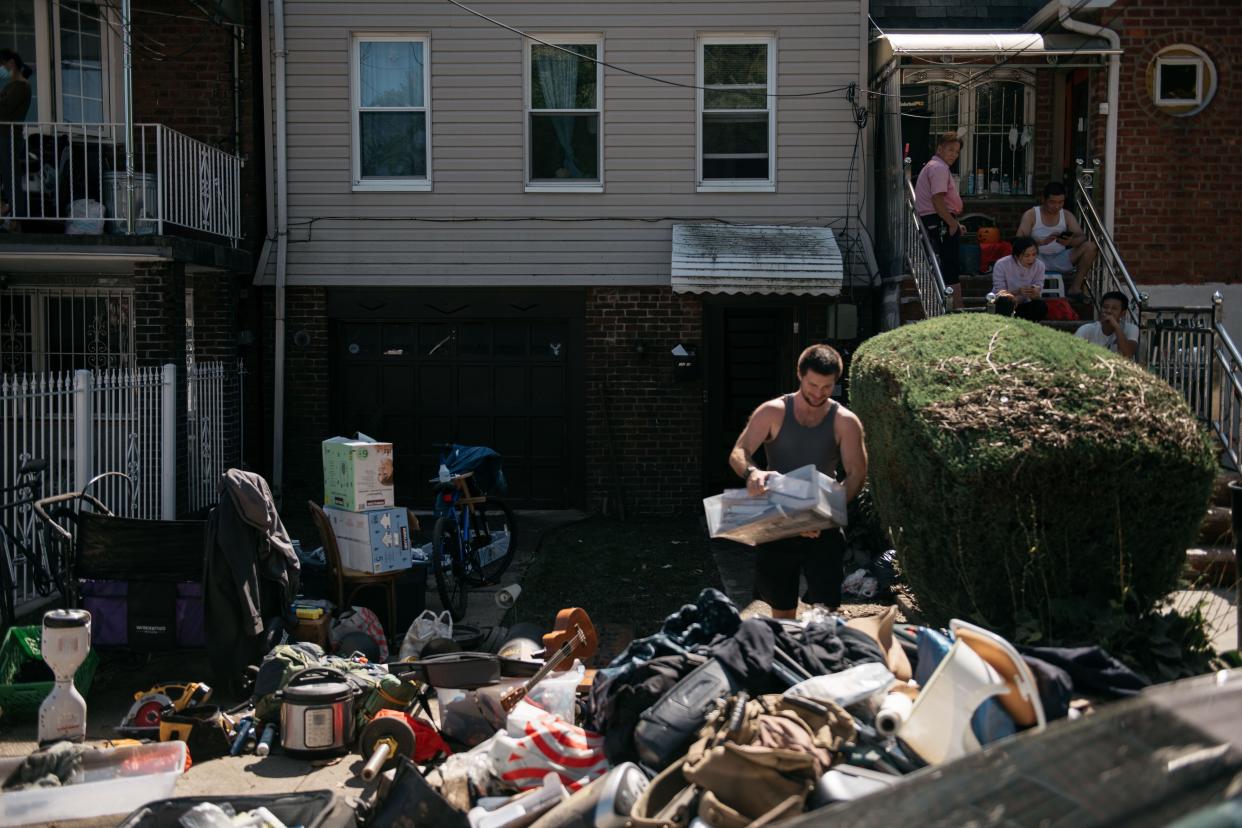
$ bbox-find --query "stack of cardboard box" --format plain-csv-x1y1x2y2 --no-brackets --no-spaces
321,434,414,574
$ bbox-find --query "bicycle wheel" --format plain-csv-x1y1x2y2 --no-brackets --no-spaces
431,514,468,622
460,498,517,587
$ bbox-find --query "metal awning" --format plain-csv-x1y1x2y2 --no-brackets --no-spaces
872,32,1120,66
671,224,842,296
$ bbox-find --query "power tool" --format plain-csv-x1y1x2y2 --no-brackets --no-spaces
119,681,213,737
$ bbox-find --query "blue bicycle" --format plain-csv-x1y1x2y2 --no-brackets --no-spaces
429,445,517,621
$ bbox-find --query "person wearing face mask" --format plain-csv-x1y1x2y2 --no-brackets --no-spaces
991,236,1049,321
0,49,32,224
728,344,868,619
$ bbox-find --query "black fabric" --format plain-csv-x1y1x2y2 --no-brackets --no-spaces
709,619,886,694
920,214,962,285
753,530,847,610
1016,644,1150,698
76,512,205,582
595,653,704,764
1021,655,1074,721
606,588,742,670
204,469,300,694
127,581,177,649
994,296,1049,321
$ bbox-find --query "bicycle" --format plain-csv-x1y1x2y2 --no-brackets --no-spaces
0,458,69,628
428,444,518,621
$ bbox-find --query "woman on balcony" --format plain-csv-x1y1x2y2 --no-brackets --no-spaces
0,49,32,227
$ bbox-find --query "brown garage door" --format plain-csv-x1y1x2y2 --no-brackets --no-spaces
328,290,585,509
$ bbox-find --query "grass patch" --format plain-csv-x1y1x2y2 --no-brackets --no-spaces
515,516,722,634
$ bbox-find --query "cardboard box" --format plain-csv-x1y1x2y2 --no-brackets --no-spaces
323,433,394,511
325,505,413,574
703,464,848,547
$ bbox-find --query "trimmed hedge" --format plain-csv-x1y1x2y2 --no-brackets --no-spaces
850,314,1216,640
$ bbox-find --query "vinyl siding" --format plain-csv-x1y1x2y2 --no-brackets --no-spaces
270,0,865,286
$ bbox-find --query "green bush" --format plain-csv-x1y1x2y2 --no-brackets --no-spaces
850,314,1216,641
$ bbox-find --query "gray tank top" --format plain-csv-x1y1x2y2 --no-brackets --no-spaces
765,394,841,476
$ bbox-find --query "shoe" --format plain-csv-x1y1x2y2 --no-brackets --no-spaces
1067,292,1087,304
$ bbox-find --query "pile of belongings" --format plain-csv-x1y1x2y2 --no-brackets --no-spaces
360,588,1161,828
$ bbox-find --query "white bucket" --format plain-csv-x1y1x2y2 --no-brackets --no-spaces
102,171,157,234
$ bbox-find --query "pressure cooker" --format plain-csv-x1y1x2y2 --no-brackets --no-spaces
278,666,360,757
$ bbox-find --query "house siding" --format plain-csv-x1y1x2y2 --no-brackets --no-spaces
275,0,865,286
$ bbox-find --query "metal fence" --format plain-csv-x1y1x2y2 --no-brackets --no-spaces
0,121,241,243
187,360,245,514
903,159,952,318
0,361,242,615
1074,161,1144,329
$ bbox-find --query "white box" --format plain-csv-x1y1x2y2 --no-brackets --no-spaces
325,505,413,574
322,433,394,511
703,464,848,547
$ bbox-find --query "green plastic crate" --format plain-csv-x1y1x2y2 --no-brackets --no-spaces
0,625,98,720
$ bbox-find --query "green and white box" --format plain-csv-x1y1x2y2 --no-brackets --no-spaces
325,505,413,574
322,433,394,511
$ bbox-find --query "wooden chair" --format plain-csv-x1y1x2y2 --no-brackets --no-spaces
307,500,421,641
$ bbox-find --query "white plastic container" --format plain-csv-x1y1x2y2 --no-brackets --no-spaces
0,741,186,826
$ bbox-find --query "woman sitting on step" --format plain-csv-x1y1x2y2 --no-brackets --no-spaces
991,236,1049,322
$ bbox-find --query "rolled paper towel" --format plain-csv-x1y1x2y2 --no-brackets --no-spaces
876,691,914,736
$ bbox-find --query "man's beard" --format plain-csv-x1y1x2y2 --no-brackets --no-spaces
800,390,828,408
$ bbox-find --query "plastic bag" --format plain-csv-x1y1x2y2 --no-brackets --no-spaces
330,606,389,661
398,609,453,660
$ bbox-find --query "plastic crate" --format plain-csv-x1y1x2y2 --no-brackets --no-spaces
0,625,99,720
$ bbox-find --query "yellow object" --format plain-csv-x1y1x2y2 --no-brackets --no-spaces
295,606,325,620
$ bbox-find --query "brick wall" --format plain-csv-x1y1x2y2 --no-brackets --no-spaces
132,0,264,250
584,288,703,518
1093,0,1242,284
188,272,242,508
132,262,188,511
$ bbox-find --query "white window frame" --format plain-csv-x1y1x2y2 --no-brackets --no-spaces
524,33,603,193
350,33,432,192
1155,55,1203,106
696,33,776,193
54,0,115,124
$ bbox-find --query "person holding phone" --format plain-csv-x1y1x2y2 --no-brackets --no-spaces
1017,181,1098,303
991,236,1048,321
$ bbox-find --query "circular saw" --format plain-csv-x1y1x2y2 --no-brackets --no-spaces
120,681,212,738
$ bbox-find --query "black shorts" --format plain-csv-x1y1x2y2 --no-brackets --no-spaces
753,529,846,611
919,214,962,286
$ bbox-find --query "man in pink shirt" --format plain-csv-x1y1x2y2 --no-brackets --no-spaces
914,131,965,309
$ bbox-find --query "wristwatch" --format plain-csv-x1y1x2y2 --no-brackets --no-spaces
745,465,759,481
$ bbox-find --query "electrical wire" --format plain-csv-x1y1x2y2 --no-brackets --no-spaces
443,0,856,100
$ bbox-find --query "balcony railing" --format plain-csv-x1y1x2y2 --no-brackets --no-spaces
1074,160,1143,329
0,122,240,244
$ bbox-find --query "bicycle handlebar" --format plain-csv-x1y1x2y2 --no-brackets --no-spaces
33,491,114,542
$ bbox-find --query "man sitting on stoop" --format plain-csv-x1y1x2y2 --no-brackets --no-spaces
1017,181,1098,304
1075,291,1139,359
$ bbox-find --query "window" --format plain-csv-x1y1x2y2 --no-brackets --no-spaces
698,36,775,191
901,70,1035,197
526,36,601,191
352,35,430,191
0,287,134,372
1150,45,1216,116
59,1,104,123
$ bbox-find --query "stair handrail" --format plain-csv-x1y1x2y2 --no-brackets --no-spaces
1210,292,1242,470
1074,159,1144,329
903,158,953,318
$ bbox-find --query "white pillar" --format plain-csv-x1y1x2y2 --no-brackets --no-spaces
73,370,92,493
161,363,176,520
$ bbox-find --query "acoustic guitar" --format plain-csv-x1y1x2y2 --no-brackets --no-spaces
498,607,598,713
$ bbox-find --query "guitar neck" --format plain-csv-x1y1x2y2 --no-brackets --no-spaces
501,630,582,712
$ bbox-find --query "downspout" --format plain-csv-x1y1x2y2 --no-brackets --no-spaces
254,0,275,290
272,0,289,499
1058,2,1119,233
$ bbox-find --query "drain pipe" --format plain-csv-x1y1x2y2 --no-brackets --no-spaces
271,0,290,499
254,0,276,284
1058,1,1119,233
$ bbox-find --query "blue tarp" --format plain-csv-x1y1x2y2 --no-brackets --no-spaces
443,444,507,495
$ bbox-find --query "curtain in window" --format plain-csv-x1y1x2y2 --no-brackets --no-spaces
533,47,583,178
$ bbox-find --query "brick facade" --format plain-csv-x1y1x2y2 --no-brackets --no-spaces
583,288,704,518
1093,0,1241,284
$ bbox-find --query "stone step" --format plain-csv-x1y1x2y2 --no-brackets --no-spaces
1186,545,1236,587
1200,506,1233,547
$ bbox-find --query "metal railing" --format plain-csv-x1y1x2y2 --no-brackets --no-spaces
186,360,245,514
903,158,952,318
0,121,241,243
1141,294,1242,471
1074,159,1144,329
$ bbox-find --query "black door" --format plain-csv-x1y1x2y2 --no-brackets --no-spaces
704,302,800,495
328,290,585,509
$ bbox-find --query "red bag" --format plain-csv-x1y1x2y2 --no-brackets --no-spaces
979,242,1013,273
1044,298,1079,321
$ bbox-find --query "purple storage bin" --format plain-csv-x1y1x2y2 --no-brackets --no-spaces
80,580,128,646
175,582,206,648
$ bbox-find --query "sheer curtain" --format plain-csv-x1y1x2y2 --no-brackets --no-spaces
533,48,582,178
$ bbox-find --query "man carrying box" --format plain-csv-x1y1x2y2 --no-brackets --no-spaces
728,344,868,619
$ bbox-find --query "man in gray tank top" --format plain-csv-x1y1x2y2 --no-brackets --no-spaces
728,344,869,619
